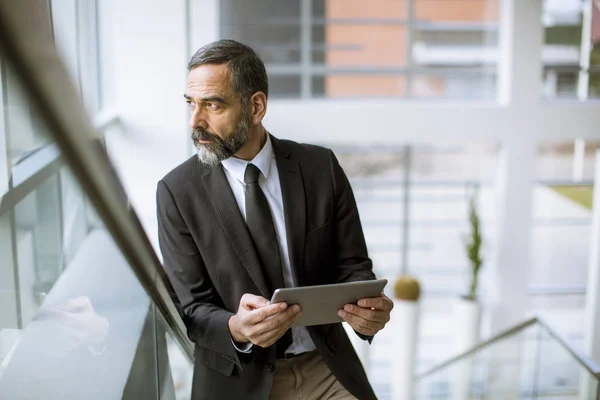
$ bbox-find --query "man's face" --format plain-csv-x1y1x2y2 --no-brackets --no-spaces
185,64,251,166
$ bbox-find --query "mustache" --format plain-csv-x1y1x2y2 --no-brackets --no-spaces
191,128,221,143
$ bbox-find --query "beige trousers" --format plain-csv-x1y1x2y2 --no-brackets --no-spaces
269,351,358,400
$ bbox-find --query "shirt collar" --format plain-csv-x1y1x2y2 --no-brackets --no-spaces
221,133,273,184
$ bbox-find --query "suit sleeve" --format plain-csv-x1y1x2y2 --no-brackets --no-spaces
329,150,377,342
156,180,243,366
329,150,377,284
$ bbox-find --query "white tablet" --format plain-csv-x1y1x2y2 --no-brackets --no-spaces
270,279,388,327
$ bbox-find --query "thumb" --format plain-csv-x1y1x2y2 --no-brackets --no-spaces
241,293,270,309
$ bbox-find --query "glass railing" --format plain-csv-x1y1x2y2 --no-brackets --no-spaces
416,316,600,399
0,2,193,399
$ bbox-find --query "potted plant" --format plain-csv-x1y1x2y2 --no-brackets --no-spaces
391,275,421,400
454,185,484,354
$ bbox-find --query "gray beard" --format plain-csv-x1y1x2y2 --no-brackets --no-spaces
195,146,221,167
194,114,251,167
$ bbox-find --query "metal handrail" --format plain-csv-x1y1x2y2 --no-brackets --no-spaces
417,315,600,379
0,0,194,360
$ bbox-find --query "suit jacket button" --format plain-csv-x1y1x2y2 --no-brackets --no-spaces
267,363,275,372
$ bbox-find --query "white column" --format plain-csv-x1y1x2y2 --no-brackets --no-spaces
490,137,536,331
391,300,419,400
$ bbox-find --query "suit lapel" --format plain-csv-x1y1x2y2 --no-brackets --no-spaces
271,136,306,287
202,164,271,297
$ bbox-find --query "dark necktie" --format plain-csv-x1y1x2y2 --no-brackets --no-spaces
244,163,292,358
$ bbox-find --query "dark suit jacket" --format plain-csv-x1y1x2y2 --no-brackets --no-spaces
156,135,378,400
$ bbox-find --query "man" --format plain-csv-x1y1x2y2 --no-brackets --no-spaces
157,40,393,400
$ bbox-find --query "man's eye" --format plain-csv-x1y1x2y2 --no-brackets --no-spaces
187,102,195,108
207,103,219,110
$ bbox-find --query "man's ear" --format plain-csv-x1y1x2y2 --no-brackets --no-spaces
249,92,267,125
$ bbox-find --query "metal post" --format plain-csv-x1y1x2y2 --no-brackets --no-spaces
301,0,312,99
405,0,415,98
401,145,412,275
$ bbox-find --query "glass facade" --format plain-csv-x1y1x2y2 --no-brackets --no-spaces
0,4,192,399
220,0,499,99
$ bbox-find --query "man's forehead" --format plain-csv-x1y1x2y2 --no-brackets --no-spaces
187,64,232,95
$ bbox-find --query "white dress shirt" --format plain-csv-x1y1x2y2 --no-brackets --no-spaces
221,134,316,355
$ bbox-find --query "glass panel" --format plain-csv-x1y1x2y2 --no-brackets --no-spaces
4,65,50,166
14,174,63,326
324,142,498,392
320,0,409,20
0,57,8,197
313,75,406,97
411,70,497,99
269,75,302,98
0,213,18,331
416,324,536,399
220,0,499,99
414,0,499,22
534,327,598,399
220,0,302,64
320,25,408,67
157,310,194,400
530,141,596,315
50,0,81,90
0,42,193,399
416,322,600,399
50,0,101,112
60,168,89,267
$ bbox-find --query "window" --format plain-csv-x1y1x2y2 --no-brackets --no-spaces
542,0,600,100
221,0,500,99
50,0,101,112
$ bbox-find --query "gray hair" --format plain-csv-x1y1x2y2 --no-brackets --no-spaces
187,40,268,105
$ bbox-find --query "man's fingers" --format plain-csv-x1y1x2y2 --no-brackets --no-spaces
249,305,300,335
339,311,379,336
252,309,301,348
356,295,394,312
245,302,288,324
241,294,271,310
342,304,389,324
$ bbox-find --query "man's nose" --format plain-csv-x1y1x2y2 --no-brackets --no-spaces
189,108,208,130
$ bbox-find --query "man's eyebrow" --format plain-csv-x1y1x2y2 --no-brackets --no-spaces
183,93,228,105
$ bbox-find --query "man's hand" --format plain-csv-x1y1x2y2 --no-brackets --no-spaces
338,292,393,337
228,293,301,348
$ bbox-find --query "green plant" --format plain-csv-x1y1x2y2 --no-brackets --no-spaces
464,186,483,302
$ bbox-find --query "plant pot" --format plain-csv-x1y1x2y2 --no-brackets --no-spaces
451,297,481,400
453,296,481,354
390,298,420,400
